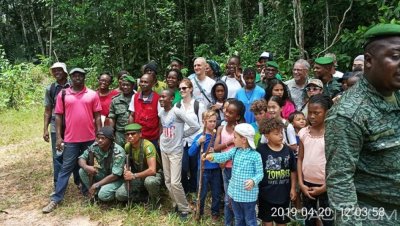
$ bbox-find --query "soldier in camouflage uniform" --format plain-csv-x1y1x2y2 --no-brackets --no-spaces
108,75,135,147
313,57,342,99
115,123,163,208
325,23,400,226
78,126,126,201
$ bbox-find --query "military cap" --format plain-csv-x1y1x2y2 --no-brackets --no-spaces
97,126,115,140
314,57,334,65
121,75,135,84
364,23,400,39
69,68,86,75
125,123,142,132
171,56,183,64
306,79,323,88
266,61,279,69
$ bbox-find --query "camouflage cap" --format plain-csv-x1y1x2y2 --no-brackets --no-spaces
306,79,323,88
171,56,183,64
125,123,142,132
266,61,279,69
314,57,334,65
121,75,135,84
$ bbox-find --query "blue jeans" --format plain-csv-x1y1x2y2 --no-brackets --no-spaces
231,200,257,226
181,144,198,193
51,140,94,203
198,168,222,216
50,132,62,186
223,168,234,226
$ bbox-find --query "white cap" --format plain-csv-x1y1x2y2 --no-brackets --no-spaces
50,62,67,74
354,55,364,62
260,51,271,59
235,123,256,149
69,68,86,75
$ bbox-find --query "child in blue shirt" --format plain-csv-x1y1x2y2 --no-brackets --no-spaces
189,110,221,221
204,123,263,226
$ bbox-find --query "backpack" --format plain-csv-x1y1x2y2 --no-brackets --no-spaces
49,83,63,109
175,100,200,123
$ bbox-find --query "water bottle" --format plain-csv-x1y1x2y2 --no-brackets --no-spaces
56,143,64,156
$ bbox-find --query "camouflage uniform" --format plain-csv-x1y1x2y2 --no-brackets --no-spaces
325,77,400,226
78,142,126,202
115,139,163,204
108,93,133,147
323,77,342,98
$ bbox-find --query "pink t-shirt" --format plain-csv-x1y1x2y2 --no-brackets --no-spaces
299,126,326,185
97,89,119,116
281,100,296,119
55,87,102,142
220,125,235,168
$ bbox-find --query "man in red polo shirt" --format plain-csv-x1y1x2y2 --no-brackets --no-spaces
128,73,160,153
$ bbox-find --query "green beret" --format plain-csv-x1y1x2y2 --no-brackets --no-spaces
125,123,142,132
314,57,334,65
364,23,400,39
266,61,279,69
121,75,135,84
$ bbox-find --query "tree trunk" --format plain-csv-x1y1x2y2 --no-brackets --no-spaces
236,0,243,36
30,1,45,55
258,1,264,17
19,12,29,52
293,0,305,59
210,0,219,36
324,0,330,49
227,0,230,43
49,5,53,59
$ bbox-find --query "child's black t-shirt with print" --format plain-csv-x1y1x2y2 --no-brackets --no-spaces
256,143,297,204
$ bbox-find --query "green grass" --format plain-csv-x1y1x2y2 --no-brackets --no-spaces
0,108,223,225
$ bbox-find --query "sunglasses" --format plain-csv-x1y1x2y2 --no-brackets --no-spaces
305,87,322,92
179,87,189,91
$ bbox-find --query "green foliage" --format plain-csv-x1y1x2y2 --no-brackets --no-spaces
0,46,49,111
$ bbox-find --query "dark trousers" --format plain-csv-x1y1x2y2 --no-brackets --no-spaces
198,168,222,216
302,181,334,226
181,144,198,194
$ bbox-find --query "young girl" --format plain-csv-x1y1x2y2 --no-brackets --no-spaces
257,118,297,226
265,79,296,120
214,99,245,226
266,96,297,152
165,69,183,105
188,110,221,221
205,123,263,226
210,81,228,127
297,94,334,226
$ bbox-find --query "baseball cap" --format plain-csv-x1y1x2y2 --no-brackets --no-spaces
259,51,273,61
69,68,86,75
306,79,323,88
234,123,256,149
97,126,115,140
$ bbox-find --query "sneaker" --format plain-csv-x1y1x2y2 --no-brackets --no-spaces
42,201,58,214
179,211,189,221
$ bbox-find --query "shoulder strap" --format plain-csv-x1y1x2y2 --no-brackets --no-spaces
194,100,199,122
176,101,182,108
193,78,212,103
61,89,66,139
49,83,56,108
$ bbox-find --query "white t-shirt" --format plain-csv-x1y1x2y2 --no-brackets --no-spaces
259,119,297,145
190,76,215,106
221,75,244,99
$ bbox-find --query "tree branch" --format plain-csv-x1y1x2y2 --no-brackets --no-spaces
317,0,353,57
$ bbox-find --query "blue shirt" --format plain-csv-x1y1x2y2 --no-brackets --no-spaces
235,86,265,123
212,147,263,202
189,133,219,169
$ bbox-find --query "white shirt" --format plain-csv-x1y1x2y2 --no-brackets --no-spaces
190,76,215,106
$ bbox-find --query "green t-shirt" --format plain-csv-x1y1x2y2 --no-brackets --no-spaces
124,139,161,172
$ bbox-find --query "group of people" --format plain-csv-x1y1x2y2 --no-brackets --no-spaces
41,23,399,226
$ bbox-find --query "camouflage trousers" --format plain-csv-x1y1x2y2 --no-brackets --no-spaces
79,168,123,202
115,172,163,203
115,131,126,148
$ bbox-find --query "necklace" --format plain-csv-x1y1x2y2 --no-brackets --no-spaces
245,88,255,104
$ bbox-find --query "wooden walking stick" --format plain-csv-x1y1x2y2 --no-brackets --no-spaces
195,128,217,221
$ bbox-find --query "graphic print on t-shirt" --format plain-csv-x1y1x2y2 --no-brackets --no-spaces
265,154,291,185
162,113,176,138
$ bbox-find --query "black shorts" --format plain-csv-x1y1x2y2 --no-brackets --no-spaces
258,199,291,224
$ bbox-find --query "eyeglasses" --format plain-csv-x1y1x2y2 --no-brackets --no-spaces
292,68,305,72
179,87,189,91
305,87,322,92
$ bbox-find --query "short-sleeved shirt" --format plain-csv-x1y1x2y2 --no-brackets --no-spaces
54,86,102,142
235,86,266,124
323,77,342,98
285,79,308,111
299,126,326,185
108,93,133,132
257,144,296,204
124,139,161,172
97,89,119,116
79,142,125,177
44,81,70,133
221,75,243,98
